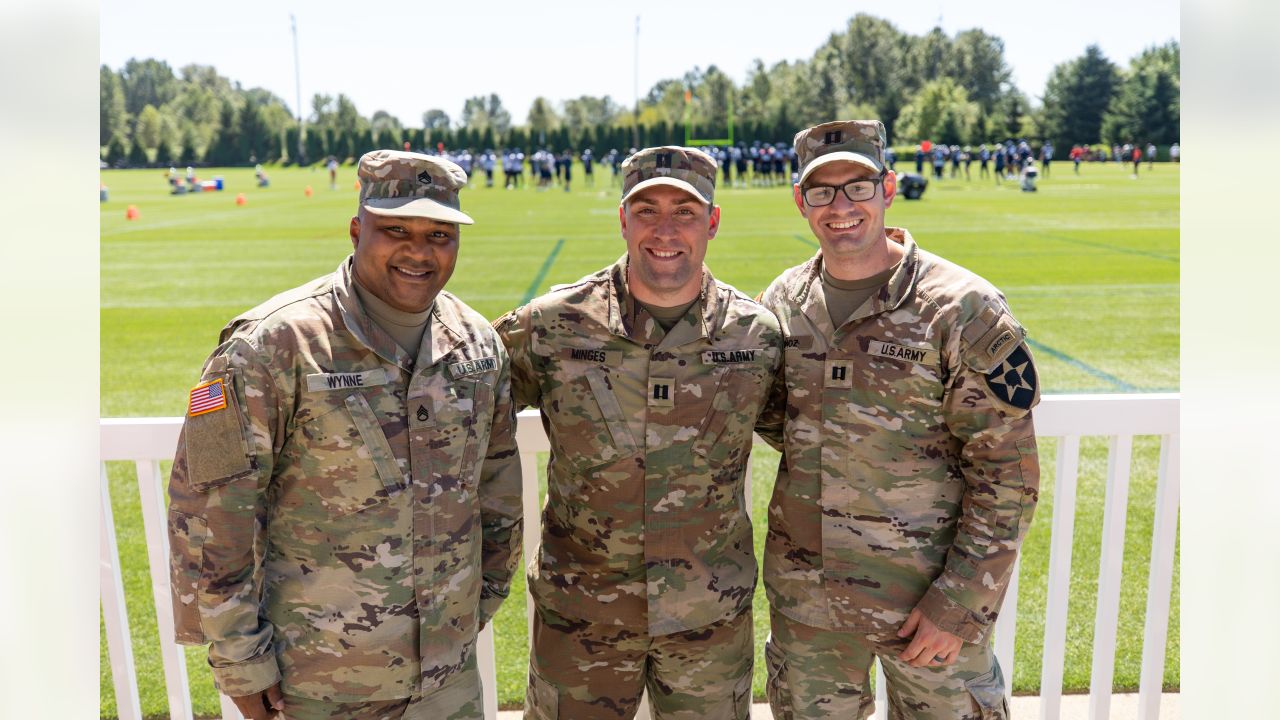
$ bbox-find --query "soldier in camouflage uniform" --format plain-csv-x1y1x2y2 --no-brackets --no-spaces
494,146,783,719
757,120,1040,719
167,150,523,720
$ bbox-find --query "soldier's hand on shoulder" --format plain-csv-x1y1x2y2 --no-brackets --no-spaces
229,683,284,719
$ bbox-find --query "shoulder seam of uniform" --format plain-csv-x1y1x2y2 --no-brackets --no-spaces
235,277,334,328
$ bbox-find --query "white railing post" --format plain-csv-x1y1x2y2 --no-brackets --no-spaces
478,622,499,720
521,449,541,643
994,554,1021,702
134,458,194,720
101,463,143,720
874,658,888,719
1137,435,1179,720
1088,435,1134,720
1040,435,1081,720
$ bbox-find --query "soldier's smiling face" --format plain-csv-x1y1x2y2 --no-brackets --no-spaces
349,209,459,313
795,162,896,262
619,184,720,303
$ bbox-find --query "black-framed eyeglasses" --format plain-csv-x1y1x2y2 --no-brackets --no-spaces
801,174,886,206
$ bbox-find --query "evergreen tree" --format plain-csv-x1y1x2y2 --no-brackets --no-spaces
284,126,302,164
100,65,128,148
106,137,128,167
127,140,149,168
357,129,375,156
376,128,400,151
1101,42,1180,145
237,102,269,163
1040,45,1120,144
207,102,241,165
178,127,199,165
304,127,328,164
154,138,175,167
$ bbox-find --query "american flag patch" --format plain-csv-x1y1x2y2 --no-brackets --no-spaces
188,379,228,417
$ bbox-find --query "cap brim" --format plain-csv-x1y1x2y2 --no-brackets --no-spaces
797,152,883,185
363,197,474,225
620,177,711,206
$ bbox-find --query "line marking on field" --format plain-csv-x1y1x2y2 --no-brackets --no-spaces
793,234,818,249
1033,231,1178,263
521,238,566,304
1025,338,1139,392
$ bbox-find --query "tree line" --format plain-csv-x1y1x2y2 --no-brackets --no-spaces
100,13,1179,168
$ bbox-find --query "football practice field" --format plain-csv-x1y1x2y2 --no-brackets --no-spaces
101,160,1179,716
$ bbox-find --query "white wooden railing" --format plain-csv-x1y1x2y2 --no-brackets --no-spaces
101,393,1179,720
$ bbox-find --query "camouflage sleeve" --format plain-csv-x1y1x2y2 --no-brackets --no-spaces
492,304,541,410
478,347,524,626
754,302,787,451
915,308,1041,644
167,336,283,696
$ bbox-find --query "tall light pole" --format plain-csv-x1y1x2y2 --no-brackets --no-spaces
632,15,640,150
291,13,304,163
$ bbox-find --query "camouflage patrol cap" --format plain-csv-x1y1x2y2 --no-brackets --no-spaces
794,120,887,184
621,146,717,205
357,149,474,225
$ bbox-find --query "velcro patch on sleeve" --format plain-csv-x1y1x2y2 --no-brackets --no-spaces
184,372,254,491
964,312,1026,373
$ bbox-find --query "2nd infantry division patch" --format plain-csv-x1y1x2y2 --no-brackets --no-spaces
984,344,1037,410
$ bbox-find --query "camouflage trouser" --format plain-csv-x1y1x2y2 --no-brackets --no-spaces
765,609,1009,719
525,604,753,720
282,651,483,720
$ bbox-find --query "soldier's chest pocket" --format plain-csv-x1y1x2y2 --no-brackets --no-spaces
289,392,405,519
417,378,495,487
864,352,946,415
694,365,769,469
544,365,638,472
783,343,825,420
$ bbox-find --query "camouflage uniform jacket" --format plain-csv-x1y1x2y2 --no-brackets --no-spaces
494,256,782,636
167,257,522,700
758,228,1040,644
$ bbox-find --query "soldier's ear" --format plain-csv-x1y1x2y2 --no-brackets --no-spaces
349,216,361,249
618,204,628,236
882,172,897,209
707,205,721,240
792,184,807,216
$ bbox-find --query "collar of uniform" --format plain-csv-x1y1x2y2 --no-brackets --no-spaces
793,227,920,333
606,254,720,347
333,256,416,372
422,293,466,368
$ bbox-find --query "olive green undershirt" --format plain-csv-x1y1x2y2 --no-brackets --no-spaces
636,298,700,332
353,277,433,359
822,261,900,327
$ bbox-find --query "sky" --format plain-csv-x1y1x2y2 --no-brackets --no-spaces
100,0,1179,126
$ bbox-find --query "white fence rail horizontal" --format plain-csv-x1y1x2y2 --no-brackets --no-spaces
100,393,1179,720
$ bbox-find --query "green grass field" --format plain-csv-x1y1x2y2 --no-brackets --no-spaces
101,160,1178,717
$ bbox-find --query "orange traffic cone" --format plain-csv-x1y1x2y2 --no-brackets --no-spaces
354,180,361,191
304,185,313,197
125,205,139,220
235,193,247,206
